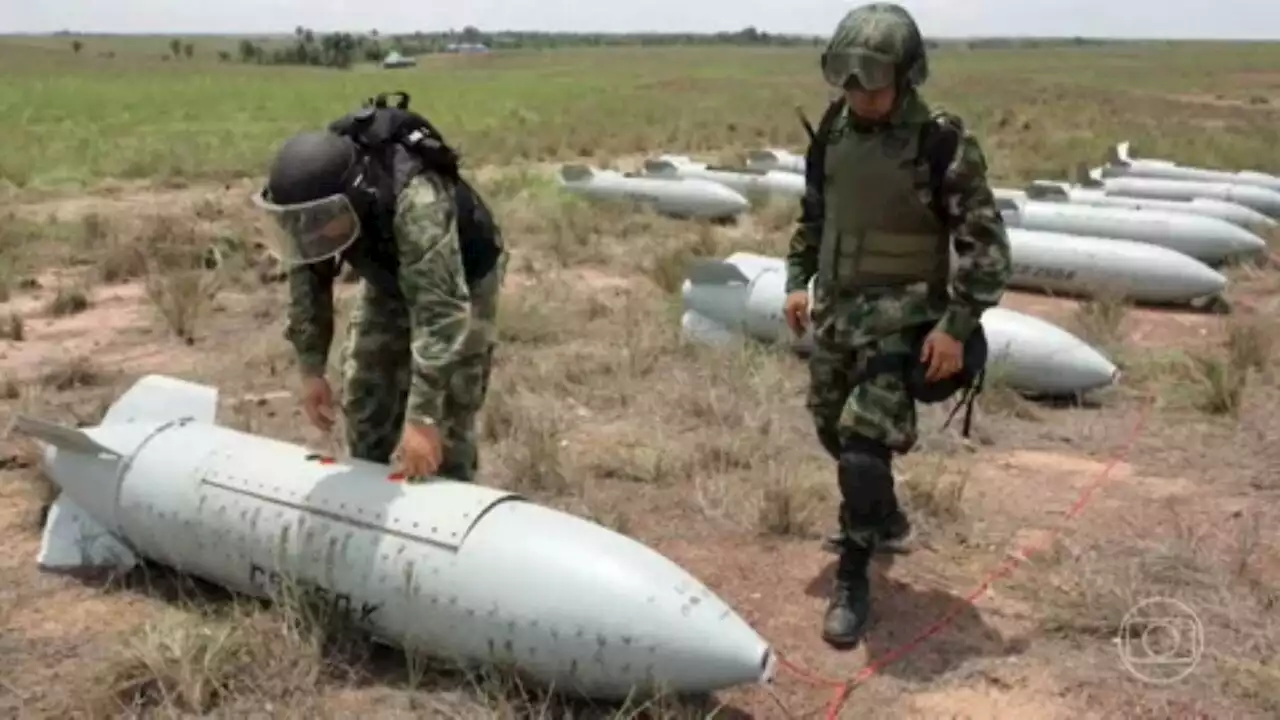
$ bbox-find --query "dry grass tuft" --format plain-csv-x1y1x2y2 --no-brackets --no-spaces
1219,657,1280,716
45,284,91,316
1187,350,1247,415
897,453,971,531
972,362,1044,421
1070,286,1130,353
484,389,573,496
39,354,104,392
0,312,23,341
1112,312,1275,416
755,462,833,538
1015,501,1277,685
1225,313,1274,375
134,215,225,343
75,578,372,717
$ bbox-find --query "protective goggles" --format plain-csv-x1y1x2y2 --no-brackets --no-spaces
251,189,361,267
822,49,896,91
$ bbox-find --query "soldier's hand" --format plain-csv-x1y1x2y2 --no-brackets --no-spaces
301,375,336,432
920,328,964,382
784,290,810,336
394,422,443,479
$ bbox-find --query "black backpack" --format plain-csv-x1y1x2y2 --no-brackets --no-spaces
326,90,502,294
796,97,988,438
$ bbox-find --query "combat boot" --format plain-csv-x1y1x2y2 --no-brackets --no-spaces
879,508,913,552
821,538,872,649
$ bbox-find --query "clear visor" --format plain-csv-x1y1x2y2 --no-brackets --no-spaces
824,49,895,91
251,189,361,266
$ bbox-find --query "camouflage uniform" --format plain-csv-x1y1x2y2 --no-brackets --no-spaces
285,172,506,482
785,3,1012,648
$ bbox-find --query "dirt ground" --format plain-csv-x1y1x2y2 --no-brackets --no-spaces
2,170,1278,719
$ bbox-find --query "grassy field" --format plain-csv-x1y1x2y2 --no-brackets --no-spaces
2,38,1279,189
2,36,1280,719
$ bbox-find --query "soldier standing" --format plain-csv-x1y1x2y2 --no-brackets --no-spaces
253,94,506,483
783,4,1012,648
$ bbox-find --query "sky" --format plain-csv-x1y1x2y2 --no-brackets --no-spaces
2,0,1279,40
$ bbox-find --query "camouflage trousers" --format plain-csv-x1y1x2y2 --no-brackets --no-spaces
805,329,920,458
339,259,504,482
806,328,922,540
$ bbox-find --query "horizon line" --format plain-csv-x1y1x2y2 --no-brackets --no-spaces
4,30,1280,42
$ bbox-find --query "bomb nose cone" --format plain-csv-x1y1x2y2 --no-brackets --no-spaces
1185,262,1228,297
457,501,773,697
1225,225,1268,255
708,185,751,214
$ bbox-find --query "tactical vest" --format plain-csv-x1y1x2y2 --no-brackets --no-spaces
816,110,949,295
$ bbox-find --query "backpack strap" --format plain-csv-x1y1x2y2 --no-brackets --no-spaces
801,97,847,197
917,109,964,229
792,97,846,259
941,365,984,439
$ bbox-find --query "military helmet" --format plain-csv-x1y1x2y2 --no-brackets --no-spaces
252,131,366,267
821,2,929,91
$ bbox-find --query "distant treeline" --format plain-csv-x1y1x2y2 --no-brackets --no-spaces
52,27,1140,69
232,26,832,68
235,28,1126,69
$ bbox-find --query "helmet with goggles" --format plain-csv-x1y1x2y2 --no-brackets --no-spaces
820,2,929,91
253,131,366,268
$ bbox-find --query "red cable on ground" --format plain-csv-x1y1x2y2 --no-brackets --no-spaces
770,396,1155,719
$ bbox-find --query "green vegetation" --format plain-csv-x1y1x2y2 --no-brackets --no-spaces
1,37,1277,191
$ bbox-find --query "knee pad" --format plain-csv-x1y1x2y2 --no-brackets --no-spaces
836,436,895,527
836,451,893,502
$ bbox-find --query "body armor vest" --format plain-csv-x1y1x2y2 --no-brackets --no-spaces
817,112,949,295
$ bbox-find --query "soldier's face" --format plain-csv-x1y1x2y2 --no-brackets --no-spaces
320,212,355,240
845,85,897,121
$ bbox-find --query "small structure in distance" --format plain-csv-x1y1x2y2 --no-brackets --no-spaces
381,50,416,69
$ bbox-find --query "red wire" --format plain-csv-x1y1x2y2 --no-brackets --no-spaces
768,396,1154,719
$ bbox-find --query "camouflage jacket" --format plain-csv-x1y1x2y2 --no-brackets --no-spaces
785,90,1012,345
284,172,477,427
